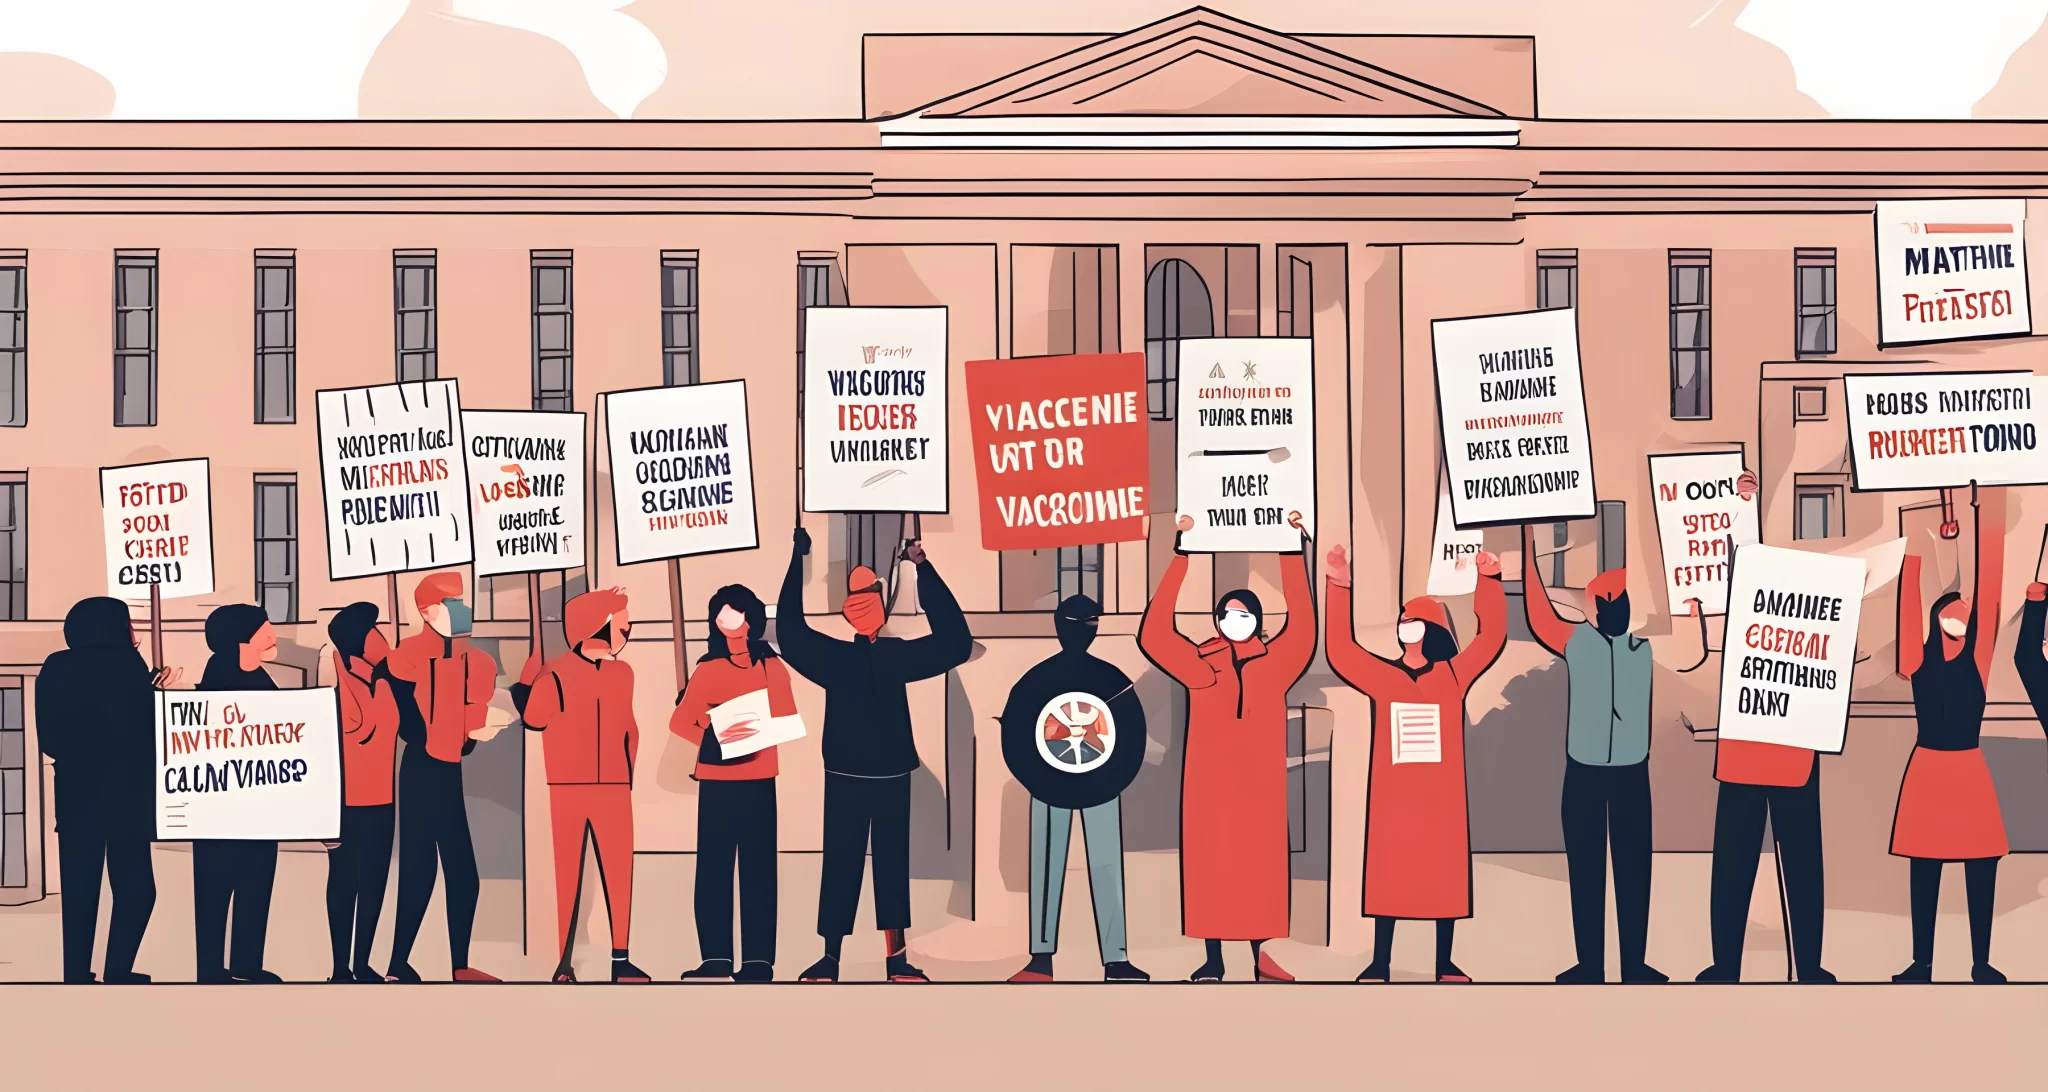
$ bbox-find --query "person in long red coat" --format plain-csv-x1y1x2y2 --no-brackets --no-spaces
1323,543,1506,983
1139,512,1315,983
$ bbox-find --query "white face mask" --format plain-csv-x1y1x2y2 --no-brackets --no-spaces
1398,620,1427,645
1218,608,1258,643
1939,616,1968,638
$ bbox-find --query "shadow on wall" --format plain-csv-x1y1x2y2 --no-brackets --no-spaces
358,0,611,118
0,52,114,118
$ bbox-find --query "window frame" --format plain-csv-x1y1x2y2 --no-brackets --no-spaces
531,250,574,412
1537,248,1579,311
0,250,24,427
1,677,25,889
662,249,700,387
1669,249,1713,421
253,473,299,624
113,249,159,427
253,249,296,424
393,249,437,383
1795,247,1838,358
0,474,24,622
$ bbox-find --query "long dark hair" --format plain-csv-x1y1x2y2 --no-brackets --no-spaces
328,601,379,663
700,584,777,665
1213,588,1265,638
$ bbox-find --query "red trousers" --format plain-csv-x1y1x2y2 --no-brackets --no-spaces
550,784,634,954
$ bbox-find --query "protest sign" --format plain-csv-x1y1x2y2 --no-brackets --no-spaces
965,352,1149,551
1426,491,1486,597
1647,451,1759,615
802,306,949,513
462,410,586,577
1715,544,1865,754
1174,337,1315,553
316,379,472,580
1842,370,2048,490
1875,199,2030,347
1432,307,1597,528
605,379,759,564
155,688,342,841
100,458,214,601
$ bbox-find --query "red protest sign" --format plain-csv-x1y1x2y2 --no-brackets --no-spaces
966,353,1151,551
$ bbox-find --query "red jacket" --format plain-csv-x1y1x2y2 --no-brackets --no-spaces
334,652,400,807
668,637,797,781
521,652,639,786
386,631,497,763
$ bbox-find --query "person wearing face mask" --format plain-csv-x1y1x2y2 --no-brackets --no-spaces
384,570,503,983
1891,484,2008,984
1522,523,1664,985
1000,594,1149,984
1140,512,1315,983
1324,544,1506,982
192,604,284,984
324,602,401,984
516,588,647,984
669,584,795,983
777,527,972,983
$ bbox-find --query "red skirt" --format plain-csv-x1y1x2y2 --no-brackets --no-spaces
1890,746,2008,860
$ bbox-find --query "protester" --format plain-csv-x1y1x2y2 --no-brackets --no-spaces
1139,512,1314,983
385,571,504,983
517,587,647,984
669,584,793,983
191,604,282,984
778,527,971,983
1324,544,1505,982
1521,524,1665,984
324,602,400,984
37,597,174,984
1892,485,2008,984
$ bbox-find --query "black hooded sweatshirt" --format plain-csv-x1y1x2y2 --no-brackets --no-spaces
36,598,157,838
999,596,1146,811
199,605,279,694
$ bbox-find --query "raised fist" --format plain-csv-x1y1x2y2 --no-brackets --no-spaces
1176,514,1194,533
1326,544,1352,587
1737,470,1758,502
793,526,812,556
2028,582,2047,603
1474,551,1502,578
1684,597,1702,617
905,540,927,566
1287,510,1304,531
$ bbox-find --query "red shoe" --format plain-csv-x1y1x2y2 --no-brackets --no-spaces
1254,952,1295,983
452,967,501,984
1007,969,1054,983
551,968,576,984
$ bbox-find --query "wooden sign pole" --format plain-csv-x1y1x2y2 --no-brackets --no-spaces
148,582,165,669
527,572,546,654
668,557,689,692
386,573,401,640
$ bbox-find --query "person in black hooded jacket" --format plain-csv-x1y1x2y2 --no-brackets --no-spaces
191,604,283,984
37,597,176,984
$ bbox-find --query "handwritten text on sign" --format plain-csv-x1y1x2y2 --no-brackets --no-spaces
155,688,341,840
1648,452,1759,616
966,353,1149,551
1715,545,1865,754
1174,338,1315,553
802,307,949,513
1876,199,2031,346
316,380,473,579
605,380,760,564
100,458,214,600
463,410,587,577
1433,307,1597,528
1842,370,2048,490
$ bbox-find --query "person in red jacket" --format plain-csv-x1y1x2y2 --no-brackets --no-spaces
669,584,796,983
324,602,400,984
384,570,503,983
518,587,647,984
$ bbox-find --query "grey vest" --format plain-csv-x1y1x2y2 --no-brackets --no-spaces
1563,623,1654,766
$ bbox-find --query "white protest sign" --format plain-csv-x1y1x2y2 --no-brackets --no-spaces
316,380,472,580
1648,451,1759,616
1426,491,1485,597
1174,337,1316,552
1876,199,2030,347
1716,544,1865,754
100,458,214,601
462,410,586,577
1432,307,1597,528
1842,370,2048,490
605,380,760,564
155,688,341,841
802,306,948,513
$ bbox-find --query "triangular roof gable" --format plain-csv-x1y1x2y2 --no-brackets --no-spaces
912,7,1505,119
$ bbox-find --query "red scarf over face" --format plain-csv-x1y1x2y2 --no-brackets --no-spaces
843,564,886,637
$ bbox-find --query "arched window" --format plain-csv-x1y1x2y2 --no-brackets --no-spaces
1144,258,1213,421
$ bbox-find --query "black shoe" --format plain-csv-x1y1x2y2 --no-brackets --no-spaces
798,956,839,983
1972,963,2007,984
62,972,99,985
328,967,354,984
611,959,652,983
1188,955,1225,983
681,959,734,982
385,962,422,984
230,969,283,984
1892,961,1933,983
197,968,231,985
1797,966,1837,984
352,965,383,984
1694,964,1739,983
104,971,150,985
734,960,775,983
1103,961,1150,982
1555,962,1605,984
1354,961,1391,983
1621,963,1669,984
886,956,931,983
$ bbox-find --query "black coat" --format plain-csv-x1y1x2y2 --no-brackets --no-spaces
36,598,157,838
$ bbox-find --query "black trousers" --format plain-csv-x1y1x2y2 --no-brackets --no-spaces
1560,759,1654,973
57,828,155,983
1708,760,1825,976
193,840,278,978
325,803,396,973
817,772,911,938
389,752,479,971
697,778,779,965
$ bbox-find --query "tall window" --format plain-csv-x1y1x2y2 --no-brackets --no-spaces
394,249,437,382
1597,500,1626,574
796,254,844,430
114,249,158,426
254,474,297,624
1796,248,1837,357
531,250,573,411
0,475,22,621
0,251,23,427
1144,258,1213,421
662,250,699,386
1,677,24,889
1537,249,1578,310
254,249,295,423
1794,477,1845,541
1057,547,1103,602
1669,249,1712,420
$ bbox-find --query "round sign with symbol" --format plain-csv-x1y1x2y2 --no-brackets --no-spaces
1035,691,1115,773
1002,667,1146,811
